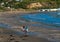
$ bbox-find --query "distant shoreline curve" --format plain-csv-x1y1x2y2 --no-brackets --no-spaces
0,9,58,15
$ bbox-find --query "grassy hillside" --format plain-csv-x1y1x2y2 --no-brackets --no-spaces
0,0,60,11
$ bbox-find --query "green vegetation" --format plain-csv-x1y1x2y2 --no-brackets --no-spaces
0,0,60,11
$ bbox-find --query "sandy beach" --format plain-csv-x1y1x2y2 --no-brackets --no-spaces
0,11,60,42
0,12,51,42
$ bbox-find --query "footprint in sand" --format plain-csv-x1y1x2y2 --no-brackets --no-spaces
10,34,15,37
10,38,15,40
15,41,19,42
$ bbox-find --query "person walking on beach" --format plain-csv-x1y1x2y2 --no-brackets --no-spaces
21,25,29,36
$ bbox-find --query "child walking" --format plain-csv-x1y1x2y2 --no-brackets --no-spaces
21,25,29,36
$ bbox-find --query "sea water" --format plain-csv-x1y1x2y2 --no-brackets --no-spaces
20,11,60,29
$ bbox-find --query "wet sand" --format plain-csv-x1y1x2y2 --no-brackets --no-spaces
0,28,51,42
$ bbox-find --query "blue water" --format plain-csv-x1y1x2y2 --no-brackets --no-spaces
20,11,60,28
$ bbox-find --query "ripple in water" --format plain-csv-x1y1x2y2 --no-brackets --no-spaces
20,11,60,28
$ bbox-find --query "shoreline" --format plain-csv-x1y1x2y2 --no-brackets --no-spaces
0,9,58,15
